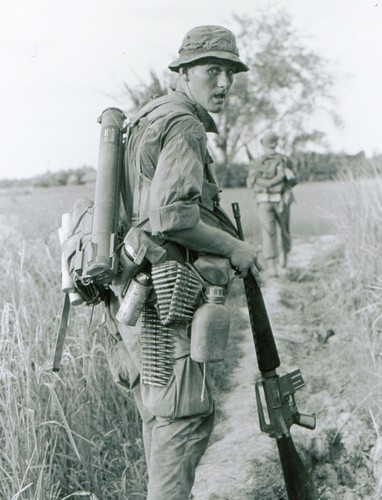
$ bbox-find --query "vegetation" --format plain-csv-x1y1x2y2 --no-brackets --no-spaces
292,166,382,498
0,183,251,499
214,150,372,188
120,8,341,167
1,5,381,495
1,149,377,191
1,168,382,497
4,7,382,190
0,165,96,189
213,10,340,166
0,217,146,499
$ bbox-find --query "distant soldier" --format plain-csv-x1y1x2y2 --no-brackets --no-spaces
246,132,297,276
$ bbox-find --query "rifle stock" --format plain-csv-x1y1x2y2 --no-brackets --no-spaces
277,435,318,499
231,202,318,500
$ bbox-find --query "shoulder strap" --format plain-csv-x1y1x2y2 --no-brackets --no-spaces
131,94,196,125
53,293,71,372
129,97,198,224
199,205,239,239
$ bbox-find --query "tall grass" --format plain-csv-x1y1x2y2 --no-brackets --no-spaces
331,167,382,496
0,214,147,499
3,175,382,497
335,169,382,366
0,192,246,499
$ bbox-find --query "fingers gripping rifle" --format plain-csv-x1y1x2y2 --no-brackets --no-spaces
231,202,318,500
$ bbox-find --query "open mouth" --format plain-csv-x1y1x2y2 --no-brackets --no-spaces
213,93,226,102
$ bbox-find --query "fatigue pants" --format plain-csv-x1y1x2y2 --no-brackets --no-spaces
257,201,291,261
106,301,214,500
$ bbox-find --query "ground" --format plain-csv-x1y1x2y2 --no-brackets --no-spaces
191,235,374,500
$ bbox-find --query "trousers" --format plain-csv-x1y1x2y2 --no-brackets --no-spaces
106,299,214,500
257,200,291,260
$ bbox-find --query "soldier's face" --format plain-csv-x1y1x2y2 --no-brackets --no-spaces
185,58,235,113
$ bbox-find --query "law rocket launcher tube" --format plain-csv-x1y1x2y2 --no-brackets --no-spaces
86,107,126,282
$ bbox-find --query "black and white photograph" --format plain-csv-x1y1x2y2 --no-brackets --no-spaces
0,0,381,498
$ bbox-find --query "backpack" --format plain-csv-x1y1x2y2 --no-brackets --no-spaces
54,103,185,370
58,108,126,305
254,153,297,193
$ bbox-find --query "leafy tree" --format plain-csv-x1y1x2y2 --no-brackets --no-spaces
119,9,341,176
121,69,173,114
213,10,341,165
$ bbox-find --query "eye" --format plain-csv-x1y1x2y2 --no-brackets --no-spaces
208,66,220,76
227,68,235,77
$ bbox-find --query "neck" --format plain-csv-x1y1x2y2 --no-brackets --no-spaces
176,78,199,106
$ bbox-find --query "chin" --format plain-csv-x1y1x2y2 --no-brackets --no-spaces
208,104,224,113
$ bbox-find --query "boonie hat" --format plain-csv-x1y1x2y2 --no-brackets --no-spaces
262,131,279,147
169,25,249,74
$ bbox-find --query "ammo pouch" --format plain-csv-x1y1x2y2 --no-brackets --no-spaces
112,227,167,294
149,255,233,329
60,197,107,306
193,255,234,287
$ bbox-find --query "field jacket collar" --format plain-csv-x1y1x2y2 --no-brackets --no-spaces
131,88,218,134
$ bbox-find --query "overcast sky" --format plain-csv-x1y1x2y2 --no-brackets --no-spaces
0,0,381,179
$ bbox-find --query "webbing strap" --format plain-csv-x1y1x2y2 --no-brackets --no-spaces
131,123,150,222
53,293,71,372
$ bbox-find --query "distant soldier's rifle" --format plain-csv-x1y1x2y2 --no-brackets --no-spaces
231,202,318,500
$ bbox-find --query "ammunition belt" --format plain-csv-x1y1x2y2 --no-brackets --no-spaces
140,306,176,387
151,261,203,326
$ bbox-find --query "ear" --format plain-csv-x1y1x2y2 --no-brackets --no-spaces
179,66,189,82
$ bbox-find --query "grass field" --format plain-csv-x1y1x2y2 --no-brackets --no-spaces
0,179,345,245
1,177,380,499
220,180,345,241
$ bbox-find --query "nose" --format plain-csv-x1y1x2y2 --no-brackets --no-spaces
217,71,232,89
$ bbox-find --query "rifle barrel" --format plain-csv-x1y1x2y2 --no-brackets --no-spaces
244,273,280,371
232,202,280,371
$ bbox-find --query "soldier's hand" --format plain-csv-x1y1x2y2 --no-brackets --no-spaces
230,241,263,286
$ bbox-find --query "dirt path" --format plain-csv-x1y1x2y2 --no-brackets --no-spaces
191,235,339,500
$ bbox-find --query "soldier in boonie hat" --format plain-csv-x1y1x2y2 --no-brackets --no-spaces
105,23,261,500
169,25,249,73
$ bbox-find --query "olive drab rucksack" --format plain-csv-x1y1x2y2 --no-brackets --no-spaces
54,106,168,371
255,153,298,193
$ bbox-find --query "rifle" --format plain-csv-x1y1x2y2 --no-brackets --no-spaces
231,202,318,500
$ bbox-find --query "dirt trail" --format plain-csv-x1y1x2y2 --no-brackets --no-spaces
191,235,339,500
